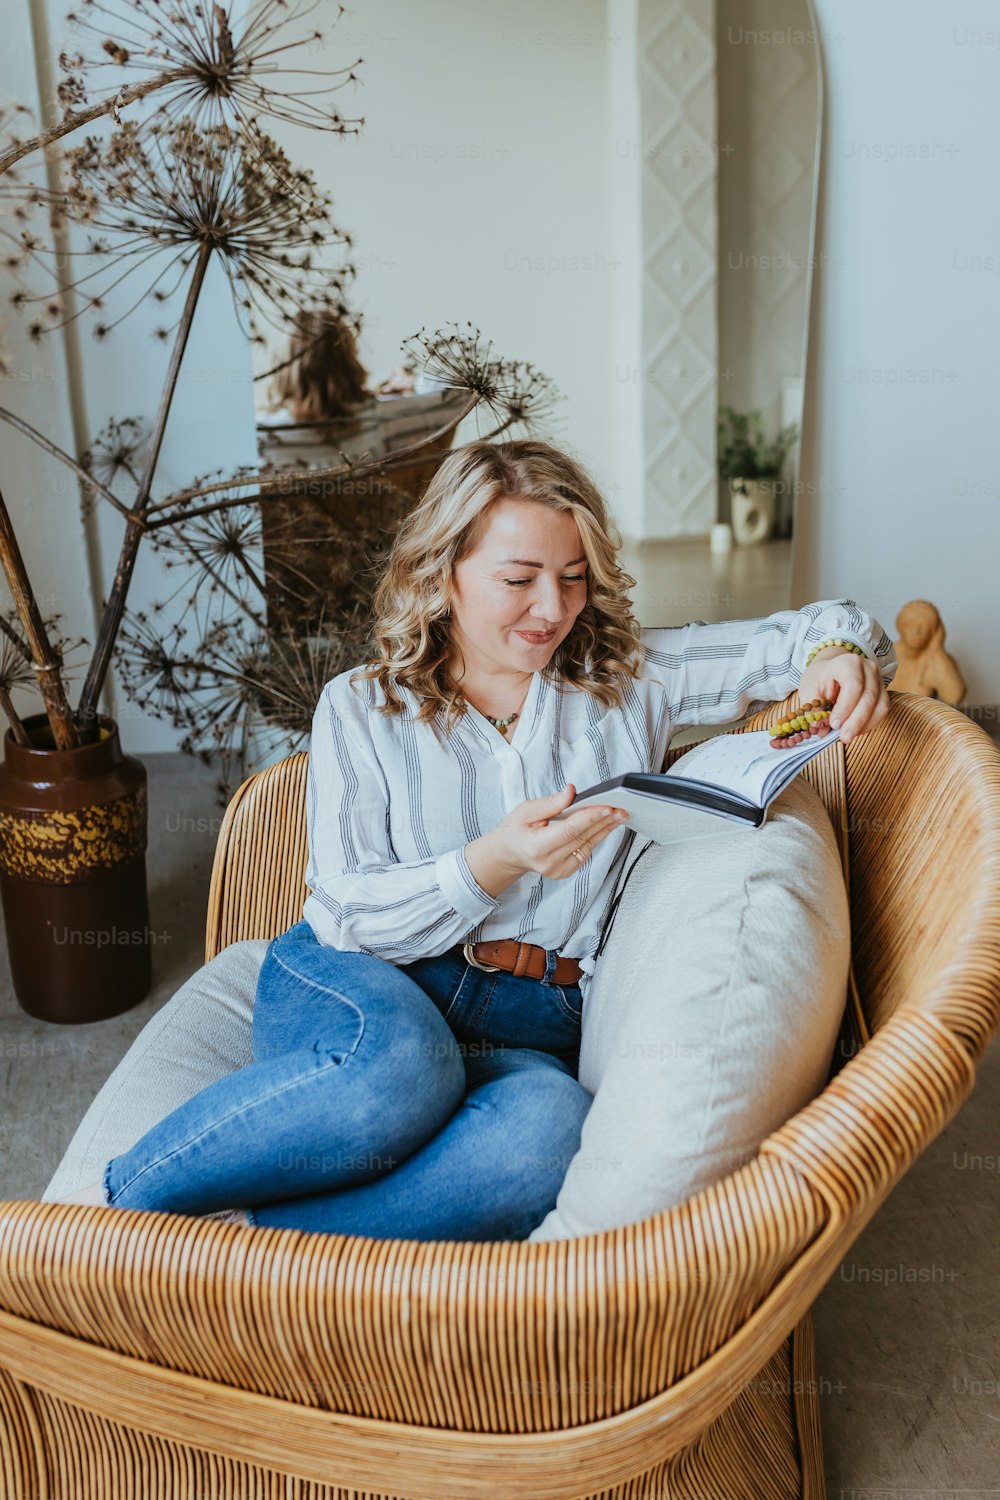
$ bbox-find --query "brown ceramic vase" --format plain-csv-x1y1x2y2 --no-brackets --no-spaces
0,714,151,1023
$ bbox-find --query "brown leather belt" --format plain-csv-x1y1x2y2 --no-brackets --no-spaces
457,939,583,986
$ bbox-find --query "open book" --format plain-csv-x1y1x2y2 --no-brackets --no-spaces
553,724,842,845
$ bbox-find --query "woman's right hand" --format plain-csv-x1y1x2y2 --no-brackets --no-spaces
491,785,629,881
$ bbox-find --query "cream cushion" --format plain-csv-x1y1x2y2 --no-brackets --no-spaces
527,774,851,1241
43,941,267,1202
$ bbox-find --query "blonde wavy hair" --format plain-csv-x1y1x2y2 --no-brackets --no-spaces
349,439,644,736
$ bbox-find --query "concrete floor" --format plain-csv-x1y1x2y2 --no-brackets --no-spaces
3,537,999,1494
618,532,797,629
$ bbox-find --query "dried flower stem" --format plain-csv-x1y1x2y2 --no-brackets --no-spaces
0,612,32,662
0,69,190,180
176,532,268,634
0,683,32,746
0,487,78,747
0,405,134,520
77,240,212,727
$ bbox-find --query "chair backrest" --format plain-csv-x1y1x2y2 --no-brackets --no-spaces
205,751,309,962
832,690,1000,1060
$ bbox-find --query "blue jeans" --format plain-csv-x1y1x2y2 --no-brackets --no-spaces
102,921,593,1241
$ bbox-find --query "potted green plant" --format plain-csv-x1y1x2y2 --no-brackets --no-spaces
716,406,799,545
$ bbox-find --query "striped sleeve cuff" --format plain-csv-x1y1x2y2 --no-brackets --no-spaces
435,846,500,918
796,600,895,678
796,627,899,689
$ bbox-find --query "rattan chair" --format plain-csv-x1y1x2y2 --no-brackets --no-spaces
3,689,1000,1499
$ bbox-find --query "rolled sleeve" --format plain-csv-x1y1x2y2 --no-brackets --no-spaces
641,597,898,729
794,599,899,686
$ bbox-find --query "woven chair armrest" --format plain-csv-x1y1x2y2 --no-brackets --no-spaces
0,1146,837,1492
762,1004,975,1219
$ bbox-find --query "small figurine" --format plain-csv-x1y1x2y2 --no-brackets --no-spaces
891,600,967,705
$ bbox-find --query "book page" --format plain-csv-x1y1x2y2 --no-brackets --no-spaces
665,726,836,809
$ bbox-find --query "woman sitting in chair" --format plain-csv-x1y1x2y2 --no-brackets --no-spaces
56,440,894,1239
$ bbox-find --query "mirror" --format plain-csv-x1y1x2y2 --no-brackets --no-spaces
251,0,821,635
617,0,821,631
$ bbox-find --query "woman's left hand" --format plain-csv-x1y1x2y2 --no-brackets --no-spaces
796,652,891,744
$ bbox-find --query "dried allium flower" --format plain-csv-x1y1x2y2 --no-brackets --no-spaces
0,607,89,695
117,591,371,803
82,414,146,486
147,478,345,632
248,598,372,733
401,322,563,438
115,608,201,725
0,611,44,697
59,0,364,141
148,495,266,602
79,414,147,515
21,117,354,344
193,599,370,801
490,359,565,434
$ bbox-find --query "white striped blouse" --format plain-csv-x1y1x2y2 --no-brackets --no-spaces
302,598,898,1008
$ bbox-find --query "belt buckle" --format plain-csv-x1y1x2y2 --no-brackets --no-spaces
463,941,501,973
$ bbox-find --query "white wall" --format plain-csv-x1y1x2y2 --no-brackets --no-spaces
793,0,1000,706
606,0,645,540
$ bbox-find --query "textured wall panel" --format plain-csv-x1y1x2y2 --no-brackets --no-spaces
637,0,719,537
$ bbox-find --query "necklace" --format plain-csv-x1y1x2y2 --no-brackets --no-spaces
483,710,518,733
458,674,532,735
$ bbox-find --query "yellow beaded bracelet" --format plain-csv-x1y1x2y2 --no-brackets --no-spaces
804,638,868,670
